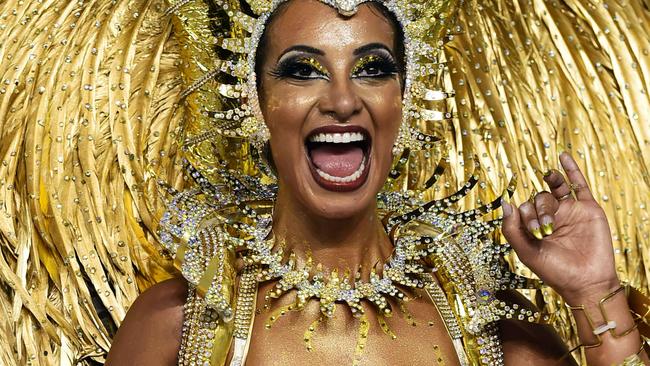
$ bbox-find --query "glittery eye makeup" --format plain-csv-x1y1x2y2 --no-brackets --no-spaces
351,51,399,79
269,55,330,80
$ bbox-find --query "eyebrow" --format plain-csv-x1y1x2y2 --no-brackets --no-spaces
277,45,325,61
353,43,394,57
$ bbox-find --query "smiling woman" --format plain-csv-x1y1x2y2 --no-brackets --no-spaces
2,0,650,364
99,0,650,365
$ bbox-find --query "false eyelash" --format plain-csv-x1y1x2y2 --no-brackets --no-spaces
268,56,328,80
351,53,399,78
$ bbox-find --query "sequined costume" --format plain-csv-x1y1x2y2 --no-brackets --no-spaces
0,0,649,364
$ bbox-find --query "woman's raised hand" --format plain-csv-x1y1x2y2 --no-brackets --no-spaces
502,153,620,305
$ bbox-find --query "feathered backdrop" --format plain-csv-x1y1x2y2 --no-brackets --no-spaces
0,0,648,364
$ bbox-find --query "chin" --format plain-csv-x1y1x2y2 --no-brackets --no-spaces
300,185,380,220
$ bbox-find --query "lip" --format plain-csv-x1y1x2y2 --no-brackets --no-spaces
304,125,372,192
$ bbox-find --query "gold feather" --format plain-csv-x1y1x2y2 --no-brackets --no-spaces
0,0,182,363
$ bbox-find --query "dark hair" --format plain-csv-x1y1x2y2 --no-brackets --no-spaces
253,1,407,93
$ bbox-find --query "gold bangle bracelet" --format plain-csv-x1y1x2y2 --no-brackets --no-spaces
566,285,639,348
561,284,649,363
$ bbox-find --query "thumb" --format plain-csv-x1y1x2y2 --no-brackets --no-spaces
501,199,537,264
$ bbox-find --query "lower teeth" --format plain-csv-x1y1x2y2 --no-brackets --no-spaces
316,158,366,183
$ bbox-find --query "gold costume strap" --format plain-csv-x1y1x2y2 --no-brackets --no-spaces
178,286,235,366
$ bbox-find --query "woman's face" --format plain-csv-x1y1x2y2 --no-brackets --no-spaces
258,0,403,219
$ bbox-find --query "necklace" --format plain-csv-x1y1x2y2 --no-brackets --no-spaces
225,228,453,363
228,264,471,366
245,234,443,318
214,202,483,364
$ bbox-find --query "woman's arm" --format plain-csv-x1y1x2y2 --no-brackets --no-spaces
502,153,648,365
105,277,187,366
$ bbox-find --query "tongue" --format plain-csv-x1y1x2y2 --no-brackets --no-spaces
310,144,364,177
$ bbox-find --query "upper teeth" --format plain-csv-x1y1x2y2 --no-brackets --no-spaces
309,132,365,143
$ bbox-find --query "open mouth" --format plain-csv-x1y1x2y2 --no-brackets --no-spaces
305,125,371,192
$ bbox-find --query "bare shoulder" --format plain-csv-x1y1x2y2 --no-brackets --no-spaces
498,290,578,366
105,277,188,366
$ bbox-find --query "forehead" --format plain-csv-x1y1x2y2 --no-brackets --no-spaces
264,0,397,56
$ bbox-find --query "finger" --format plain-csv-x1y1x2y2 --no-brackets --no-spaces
501,199,538,261
543,169,573,202
559,152,594,201
534,191,559,236
518,201,543,240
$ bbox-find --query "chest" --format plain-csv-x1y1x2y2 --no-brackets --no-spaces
243,283,461,366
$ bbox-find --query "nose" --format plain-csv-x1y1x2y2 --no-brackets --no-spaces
317,76,362,122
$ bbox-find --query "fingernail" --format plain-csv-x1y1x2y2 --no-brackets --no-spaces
543,169,553,178
529,220,543,240
541,215,554,235
501,198,512,217
542,223,554,236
